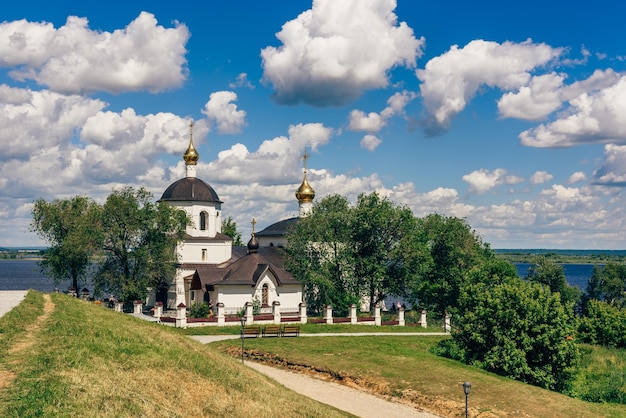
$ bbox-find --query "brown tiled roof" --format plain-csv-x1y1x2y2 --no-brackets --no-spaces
188,246,299,290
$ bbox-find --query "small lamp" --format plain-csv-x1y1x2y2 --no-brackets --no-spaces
463,381,471,418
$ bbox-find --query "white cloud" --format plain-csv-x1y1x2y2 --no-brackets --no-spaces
348,90,416,132
228,73,254,89
593,144,626,186
462,168,524,194
520,75,626,148
360,134,382,151
202,91,247,134
568,171,587,184
416,39,563,135
261,0,424,106
530,171,553,185
0,12,189,94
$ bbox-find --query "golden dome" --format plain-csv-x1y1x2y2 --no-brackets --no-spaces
183,121,199,165
295,172,315,202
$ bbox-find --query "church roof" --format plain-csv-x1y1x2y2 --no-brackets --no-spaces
159,177,222,203
188,246,299,290
256,217,299,237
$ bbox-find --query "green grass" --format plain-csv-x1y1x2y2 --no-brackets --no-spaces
570,344,626,404
213,335,626,417
0,291,44,358
179,322,443,336
0,292,351,417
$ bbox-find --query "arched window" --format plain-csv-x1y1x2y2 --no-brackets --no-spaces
200,211,207,230
262,284,269,306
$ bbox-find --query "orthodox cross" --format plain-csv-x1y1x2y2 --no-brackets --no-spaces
251,217,256,234
301,149,310,172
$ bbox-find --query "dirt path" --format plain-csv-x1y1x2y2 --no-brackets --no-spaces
246,361,441,418
0,293,55,390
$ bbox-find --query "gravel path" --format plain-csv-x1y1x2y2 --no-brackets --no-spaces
192,333,443,417
0,290,28,319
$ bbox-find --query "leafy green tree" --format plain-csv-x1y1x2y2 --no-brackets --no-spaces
93,187,188,302
285,193,422,315
351,193,423,309
31,196,101,295
408,214,491,314
222,216,243,246
584,262,626,307
450,278,579,392
526,255,580,307
285,194,355,315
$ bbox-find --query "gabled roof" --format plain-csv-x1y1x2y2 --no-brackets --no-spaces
188,246,299,290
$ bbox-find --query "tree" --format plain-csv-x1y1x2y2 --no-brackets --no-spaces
285,193,422,315
222,216,243,246
285,194,355,315
584,262,626,307
31,195,101,295
526,255,580,308
93,187,188,302
449,278,579,392
407,214,491,314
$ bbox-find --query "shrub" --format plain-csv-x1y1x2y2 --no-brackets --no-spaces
188,302,210,318
578,300,626,348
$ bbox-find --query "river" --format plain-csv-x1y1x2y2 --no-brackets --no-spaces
0,259,596,293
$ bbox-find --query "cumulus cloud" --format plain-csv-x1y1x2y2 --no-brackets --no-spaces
462,168,524,194
568,171,587,184
592,144,626,186
202,91,247,134
348,90,416,132
360,134,382,151
0,12,189,94
416,39,563,135
530,171,553,185
520,75,626,148
204,123,333,185
261,0,424,106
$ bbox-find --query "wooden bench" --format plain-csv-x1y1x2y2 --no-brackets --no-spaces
262,325,281,337
242,325,260,338
281,324,300,337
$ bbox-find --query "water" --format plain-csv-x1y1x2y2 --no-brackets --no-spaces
516,263,594,290
0,259,71,292
1,259,596,292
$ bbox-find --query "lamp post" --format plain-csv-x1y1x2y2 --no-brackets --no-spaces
463,381,471,418
240,316,246,364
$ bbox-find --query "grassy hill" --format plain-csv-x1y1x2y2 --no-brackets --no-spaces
2,292,626,417
0,292,348,417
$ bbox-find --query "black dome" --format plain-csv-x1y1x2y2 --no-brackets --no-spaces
159,177,222,203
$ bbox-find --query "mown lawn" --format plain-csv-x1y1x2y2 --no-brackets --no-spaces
213,334,626,418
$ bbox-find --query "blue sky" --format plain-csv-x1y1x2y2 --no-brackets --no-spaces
2,0,626,249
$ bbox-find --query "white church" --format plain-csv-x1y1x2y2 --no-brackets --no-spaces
157,126,308,314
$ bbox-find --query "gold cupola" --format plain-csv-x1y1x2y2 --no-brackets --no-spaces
295,172,315,203
183,121,199,166
296,149,315,217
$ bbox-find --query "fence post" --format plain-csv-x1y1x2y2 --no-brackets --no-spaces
444,313,451,333
114,301,124,312
272,301,281,325
153,301,163,318
176,303,187,328
299,302,307,324
245,301,254,325
398,306,405,326
216,302,225,326
374,304,381,326
325,304,333,324
350,303,357,324
420,309,428,328
133,300,143,315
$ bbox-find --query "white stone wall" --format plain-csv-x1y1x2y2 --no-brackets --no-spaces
177,240,231,264
176,202,222,238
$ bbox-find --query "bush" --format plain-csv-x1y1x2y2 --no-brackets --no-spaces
188,302,210,318
578,300,626,348
449,279,579,392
